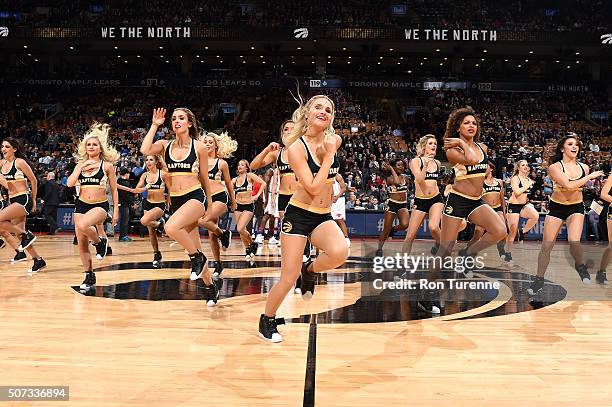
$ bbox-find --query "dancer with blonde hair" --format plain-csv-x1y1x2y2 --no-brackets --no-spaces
259,95,348,342
198,131,237,277
66,124,119,289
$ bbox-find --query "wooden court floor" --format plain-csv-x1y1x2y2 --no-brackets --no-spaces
0,234,611,406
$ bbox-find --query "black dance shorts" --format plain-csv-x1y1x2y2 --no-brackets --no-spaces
413,194,444,214
205,190,229,210
387,199,410,214
170,188,205,215
547,200,584,222
9,193,34,215
236,202,255,212
443,191,486,221
143,200,165,212
75,199,109,215
507,203,527,214
281,204,333,238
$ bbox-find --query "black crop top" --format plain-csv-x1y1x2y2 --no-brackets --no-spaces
164,139,199,176
299,136,339,183
419,157,441,182
276,147,293,175
453,143,488,180
79,161,107,188
483,179,502,195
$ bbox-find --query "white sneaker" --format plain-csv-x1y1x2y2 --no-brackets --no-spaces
255,234,264,244
269,236,279,245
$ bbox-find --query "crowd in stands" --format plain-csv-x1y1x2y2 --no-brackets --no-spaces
0,86,609,229
2,0,608,32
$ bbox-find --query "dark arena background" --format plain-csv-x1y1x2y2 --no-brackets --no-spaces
0,1,611,406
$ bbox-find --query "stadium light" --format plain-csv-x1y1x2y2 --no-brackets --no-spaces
483,49,488,53
114,46,118,50
69,46,74,50
159,46,163,49
529,50,533,54
408,70,412,73
389,48,394,51
250,46,255,50
297,47,301,50
205,46,209,50
23,45,27,49
342,47,347,51
435,48,440,52
575,52,580,55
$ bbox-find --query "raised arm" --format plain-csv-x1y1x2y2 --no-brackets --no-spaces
444,140,484,166
140,108,167,156
510,176,532,198
288,135,340,196
250,142,280,170
549,163,603,191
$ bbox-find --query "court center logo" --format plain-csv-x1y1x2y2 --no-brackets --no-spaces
74,257,566,323
601,33,612,44
294,27,309,39
0,27,8,37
